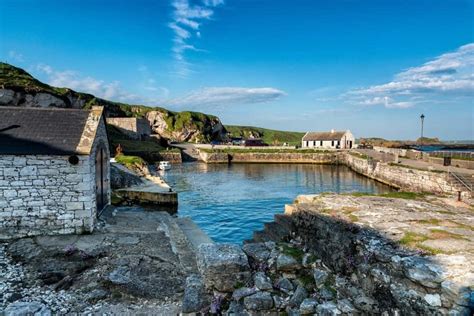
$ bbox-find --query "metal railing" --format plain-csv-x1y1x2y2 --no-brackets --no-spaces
447,168,473,192
430,151,474,160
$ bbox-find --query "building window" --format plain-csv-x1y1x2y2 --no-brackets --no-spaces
320,141,323,146
331,140,334,146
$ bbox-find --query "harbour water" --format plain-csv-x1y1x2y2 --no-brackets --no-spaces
161,163,394,243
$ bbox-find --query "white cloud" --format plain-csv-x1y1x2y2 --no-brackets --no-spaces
349,43,474,108
165,87,286,107
35,64,142,103
8,51,24,63
168,0,224,77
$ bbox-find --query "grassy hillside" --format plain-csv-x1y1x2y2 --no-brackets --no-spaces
1,62,306,145
225,125,305,146
0,62,220,138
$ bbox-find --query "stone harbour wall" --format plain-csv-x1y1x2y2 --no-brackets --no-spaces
0,155,96,240
343,153,456,194
289,206,472,315
200,151,341,164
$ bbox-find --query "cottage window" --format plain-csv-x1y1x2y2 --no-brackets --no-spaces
320,140,323,146
331,140,334,146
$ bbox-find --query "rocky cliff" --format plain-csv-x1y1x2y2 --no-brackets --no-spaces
0,62,227,143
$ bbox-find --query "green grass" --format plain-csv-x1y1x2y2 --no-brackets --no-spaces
115,154,146,169
225,125,305,146
279,243,305,262
399,232,429,245
348,191,427,200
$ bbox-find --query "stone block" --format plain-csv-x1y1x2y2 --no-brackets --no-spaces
197,243,251,292
4,168,19,177
19,166,37,176
4,190,17,198
182,274,211,313
243,292,274,311
66,202,84,211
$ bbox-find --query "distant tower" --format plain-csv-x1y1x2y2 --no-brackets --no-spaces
420,114,425,144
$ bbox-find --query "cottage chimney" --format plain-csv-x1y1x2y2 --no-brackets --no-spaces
331,129,335,133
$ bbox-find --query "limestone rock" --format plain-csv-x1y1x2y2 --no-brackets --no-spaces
108,266,131,285
4,301,51,316
424,294,442,307
254,272,273,290
289,285,308,307
243,292,274,311
277,254,300,271
242,242,271,263
337,299,356,313
313,268,329,289
233,287,257,301
197,243,251,292
299,298,318,314
403,258,444,288
316,301,341,315
182,275,211,313
276,277,294,293
226,301,250,316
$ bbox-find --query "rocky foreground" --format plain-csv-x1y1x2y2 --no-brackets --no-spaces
1,194,474,315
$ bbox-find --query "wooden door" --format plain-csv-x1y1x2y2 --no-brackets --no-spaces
95,147,105,213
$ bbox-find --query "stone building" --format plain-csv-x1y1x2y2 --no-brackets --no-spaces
0,106,110,239
302,130,355,149
107,117,151,140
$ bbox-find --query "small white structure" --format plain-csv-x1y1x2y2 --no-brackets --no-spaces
302,130,355,149
0,106,110,239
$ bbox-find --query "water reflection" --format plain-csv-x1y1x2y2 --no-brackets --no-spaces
160,163,393,244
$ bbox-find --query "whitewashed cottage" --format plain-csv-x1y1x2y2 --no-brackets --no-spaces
302,130,355,149
0,106,110,239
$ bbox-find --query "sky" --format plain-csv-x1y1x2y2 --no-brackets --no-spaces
0,0,473,140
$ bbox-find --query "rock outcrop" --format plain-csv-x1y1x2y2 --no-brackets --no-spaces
145,110,227,143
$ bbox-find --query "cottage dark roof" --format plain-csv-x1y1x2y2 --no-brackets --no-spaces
0,107,94,155
302,131,347,141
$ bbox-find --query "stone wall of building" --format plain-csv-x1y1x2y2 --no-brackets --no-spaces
0,154,96,240
0,115,111,240
107,118,151,140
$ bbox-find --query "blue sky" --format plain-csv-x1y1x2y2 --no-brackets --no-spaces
1,0,473,140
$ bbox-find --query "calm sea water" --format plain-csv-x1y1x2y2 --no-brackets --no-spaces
161,163,393,244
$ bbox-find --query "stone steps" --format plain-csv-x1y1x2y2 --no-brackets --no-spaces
247,213,293,243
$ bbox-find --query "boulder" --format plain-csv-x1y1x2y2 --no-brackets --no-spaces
337,299,355,313
108,266,131,285
313,268,329,288
182,275,211,313
299,298,318,314
243,292,274,311
4,301,51,316
197,243,251,292
289,285,308,307
242,243,271,263
276,277,294,293
254,272,273,290
316,301,341,315
277,254,300,271
232,287,257,301
226,301,250,316
403,257,444,288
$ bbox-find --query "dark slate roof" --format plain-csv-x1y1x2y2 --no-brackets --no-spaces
302,131,347,141
0,107,90,155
